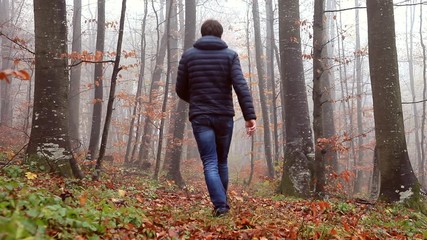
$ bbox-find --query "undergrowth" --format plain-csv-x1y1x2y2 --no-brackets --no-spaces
0,163,426,239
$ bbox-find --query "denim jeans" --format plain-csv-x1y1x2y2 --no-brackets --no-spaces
191,115,234,210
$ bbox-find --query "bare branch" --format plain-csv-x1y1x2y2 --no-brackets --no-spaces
325,2,427,13
0,31,35,55
69,59,115,68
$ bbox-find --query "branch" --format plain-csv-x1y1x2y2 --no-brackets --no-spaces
402,99,427,104
0,31,35,55
69,59,115,67
394,1,427,7
324,6,366,13
325,2,427,13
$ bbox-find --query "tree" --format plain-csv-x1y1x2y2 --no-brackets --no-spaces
252,0,274,178
265,0,281,167
93,0,127,180
312,0,328,197
124,0,148,164
27,0,82,178
69,0,82,150
164,0,196,187
278,0,314,197
153,0,177,179
353,0,365,194
0,0,12,126
366,0,424,206
87,0,105,160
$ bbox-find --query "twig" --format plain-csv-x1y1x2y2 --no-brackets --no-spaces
0,31,35,55
69,59,115,67
0,143,28,169
325,2,427,13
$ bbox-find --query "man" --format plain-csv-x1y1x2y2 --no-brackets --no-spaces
176,19,257,217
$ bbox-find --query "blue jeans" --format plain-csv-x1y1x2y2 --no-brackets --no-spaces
191,115,233,210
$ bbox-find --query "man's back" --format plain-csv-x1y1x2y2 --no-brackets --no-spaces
176,35,256,121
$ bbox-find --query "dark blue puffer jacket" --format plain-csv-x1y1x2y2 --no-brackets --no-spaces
176,36,256,121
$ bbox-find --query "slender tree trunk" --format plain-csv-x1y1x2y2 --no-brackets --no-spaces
265,0,280,167
153,0,176,179
69,0,82,150
125,0,148,164
326,0,339,173
0,0,12,126
138,33,168,165
252,0,274,178
312,0,327,198
353,0,365,194
87,0,105,160
245,4,255,186
28,0,83,178
278,0,314,197
93,0,127,180
164,0,196,187
419,2,426,186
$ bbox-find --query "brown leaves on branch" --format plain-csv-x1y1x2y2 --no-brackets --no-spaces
0,69,30,83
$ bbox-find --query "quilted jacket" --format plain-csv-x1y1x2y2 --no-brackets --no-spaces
176,35,256,121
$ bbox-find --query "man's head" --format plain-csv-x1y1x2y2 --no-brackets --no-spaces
201,19,223,38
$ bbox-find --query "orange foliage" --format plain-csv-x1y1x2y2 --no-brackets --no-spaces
0,69,30,83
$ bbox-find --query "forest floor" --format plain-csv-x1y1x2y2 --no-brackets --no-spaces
0,161,426,240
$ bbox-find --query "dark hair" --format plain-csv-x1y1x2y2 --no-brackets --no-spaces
201,19,223,38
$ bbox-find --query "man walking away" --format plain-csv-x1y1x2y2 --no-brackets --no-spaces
176,19,257,217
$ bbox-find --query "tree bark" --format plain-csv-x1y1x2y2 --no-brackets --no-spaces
252,0,274,178
353,0,365,195
312,0,327,198
366,0,422,204
0,0,12,126
28,0,83,178
87,0,105,160
265,0,281,167
69,0,82,150
278,0,314,197
124,0,148,164
164,0,196,187
93,0,127,180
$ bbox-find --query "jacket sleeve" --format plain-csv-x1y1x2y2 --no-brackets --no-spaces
231,53,257,121
176,53,190,102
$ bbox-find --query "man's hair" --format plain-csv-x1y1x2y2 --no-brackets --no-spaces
201,19,223,38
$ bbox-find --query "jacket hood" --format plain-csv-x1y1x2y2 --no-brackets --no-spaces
193,36,228,50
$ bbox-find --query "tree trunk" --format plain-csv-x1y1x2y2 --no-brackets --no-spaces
69,0,82,150
366,0,422,204
28,0,83,178
278,0,314,197
87,0,105,160
93,0,127,180
138,33,168,165
419,2,426,186
252,0,274,178
353,0,365,195
265,0,280,167
124,0,148,164
325,0,339,173
153,0,177,179
164,0,196,187
0,0,12,126
245,4,255,186
312,0,327,198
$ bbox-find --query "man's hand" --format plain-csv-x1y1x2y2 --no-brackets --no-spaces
245,119,256,137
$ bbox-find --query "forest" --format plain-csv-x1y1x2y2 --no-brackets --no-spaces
0,0,427,239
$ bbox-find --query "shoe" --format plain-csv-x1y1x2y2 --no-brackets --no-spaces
213,208,229,217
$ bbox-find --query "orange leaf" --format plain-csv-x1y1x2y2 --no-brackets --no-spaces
79,192,88,206
0,71,11,83
16,70,30,80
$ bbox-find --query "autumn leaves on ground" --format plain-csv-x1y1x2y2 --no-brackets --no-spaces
0,162,426,240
